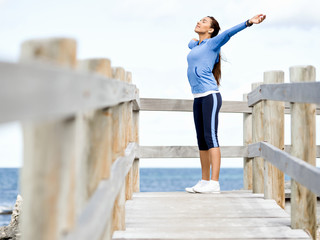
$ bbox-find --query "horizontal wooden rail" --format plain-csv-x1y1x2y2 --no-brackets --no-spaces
248,141,320,196
140,98,320,114
0,61,140,123
137,145,320,158
140,98,251,113
62,142,137,240
138,146,247,158
247,81,320,107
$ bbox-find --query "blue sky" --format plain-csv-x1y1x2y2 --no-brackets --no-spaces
0,0,319,168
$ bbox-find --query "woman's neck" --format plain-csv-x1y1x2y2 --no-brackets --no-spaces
198,33,211,44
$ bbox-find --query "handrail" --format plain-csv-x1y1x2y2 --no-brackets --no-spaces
139,98,320,114
246,66,318,239
0,37,318,240
247,81,320,107
248,141,320,196
0,61,139,124
137,145,320,158
62,142,137,240
0,37,141,240
140,98,251,113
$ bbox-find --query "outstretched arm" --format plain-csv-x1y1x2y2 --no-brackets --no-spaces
208,14,266,50
207,21,247,50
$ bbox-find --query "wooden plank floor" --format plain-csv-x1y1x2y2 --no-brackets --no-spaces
112,190,312,240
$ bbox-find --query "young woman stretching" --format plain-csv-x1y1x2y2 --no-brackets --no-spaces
185,14,266,193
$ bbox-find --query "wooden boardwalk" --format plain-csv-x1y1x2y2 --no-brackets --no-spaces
1,37,319,240
112,190,311,240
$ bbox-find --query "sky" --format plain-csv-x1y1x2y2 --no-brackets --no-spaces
0,0,319,168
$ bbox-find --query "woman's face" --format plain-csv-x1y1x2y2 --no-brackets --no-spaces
194,17,213,34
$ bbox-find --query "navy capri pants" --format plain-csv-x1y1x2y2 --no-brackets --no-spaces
193,92,222,150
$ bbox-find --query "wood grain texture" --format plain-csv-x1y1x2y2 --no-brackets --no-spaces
19,38,78,240
112,66,127,232
132,89,140,193
258,142,320,196
140,98,252,113
112,182,126,232
251,82,265,194
20,37,77,68
2,69,320,124
247,142,320,197
0,61,138,124
243,93,253,190
76,58,114,206
140,98,320,114
248,81,320,107
125,72,135,199
263,71,285,209
62,143,136,240
137,145,320,158
112,191,311,239
289,65,317,240
138,146,248,158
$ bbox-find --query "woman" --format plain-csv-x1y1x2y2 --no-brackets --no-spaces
185,14,266,194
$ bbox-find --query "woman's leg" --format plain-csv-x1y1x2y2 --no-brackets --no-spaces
193,97,210,180
202,92,222,181
199,150,210,180
209,147,221,181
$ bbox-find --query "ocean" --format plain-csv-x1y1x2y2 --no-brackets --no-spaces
0,168,21,227
0,167,291,227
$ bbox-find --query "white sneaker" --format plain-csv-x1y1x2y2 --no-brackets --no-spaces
193,180,220,193
185,180,209,193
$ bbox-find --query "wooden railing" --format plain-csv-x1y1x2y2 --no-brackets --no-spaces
137,99,319,164
246,66,319,239
137,66,319,239
0,37,140,240
1,37,319,240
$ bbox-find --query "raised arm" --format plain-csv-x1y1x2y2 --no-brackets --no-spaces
208,14,266,50
207,21,247,50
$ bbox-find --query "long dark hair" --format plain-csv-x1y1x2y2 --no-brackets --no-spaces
207,16,221,86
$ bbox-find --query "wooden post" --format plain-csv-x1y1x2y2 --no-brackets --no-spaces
251,82,264,193
76,58,113,204
243,93,252,190
290,65,317,239
112,104,121,162
112,67,126,160
19,38,77,240
83,60,114,240
125,71,134,200
263,71,285,209
132,88,140,192
112,67,126,232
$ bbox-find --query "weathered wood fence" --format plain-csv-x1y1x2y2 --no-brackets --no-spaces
0,37,140,240
247,66,320,239
1,36,319,239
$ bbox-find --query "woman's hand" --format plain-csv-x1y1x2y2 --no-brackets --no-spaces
249,14,266,25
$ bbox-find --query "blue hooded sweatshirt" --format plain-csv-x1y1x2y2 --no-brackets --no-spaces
187,21,249,94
